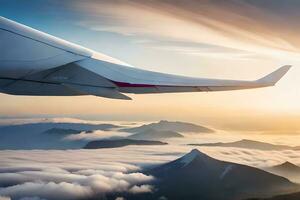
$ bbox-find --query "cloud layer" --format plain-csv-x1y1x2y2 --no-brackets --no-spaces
0,157,154,200
1,138,300,199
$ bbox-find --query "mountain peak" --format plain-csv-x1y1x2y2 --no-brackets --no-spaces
159,120,169,123
121,120,214,133
282,161,294,165
240,139,255,143
276,161,300,169
147,149,298,200
180,149,211,166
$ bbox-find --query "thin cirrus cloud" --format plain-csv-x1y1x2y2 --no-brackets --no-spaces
69,0,300,59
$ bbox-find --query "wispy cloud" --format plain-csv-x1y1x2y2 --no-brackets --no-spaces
69,0,300,59
65,130,130,141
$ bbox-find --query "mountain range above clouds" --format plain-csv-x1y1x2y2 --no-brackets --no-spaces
0,122,121,132
43,128,83,135
0,143,300,200
115,149,299,200
127,128,184,140
82,127,184,149
120,120,214,133
0,119,214,150
265,162,300,184
83,139,167,149
0,122,121,150
269,162,300,173
189,139,300,150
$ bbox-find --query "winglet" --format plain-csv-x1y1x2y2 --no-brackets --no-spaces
256,65,291,86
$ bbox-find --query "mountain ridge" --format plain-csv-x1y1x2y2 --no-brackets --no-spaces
189,139,299,150
127,128,184,140
265,161,300,184
0,122,120,150
135,149,299,200
83,139,168,149
120,120,214,133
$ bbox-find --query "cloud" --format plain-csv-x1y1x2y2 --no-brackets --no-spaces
129,185,153,194
2,129,300,199
0,149,155,200
65,130,130,141
0,182,92,200
69,0,300,59
0,171,154,200
115,197,125,200
0,173,32,187
19,197,46,200
0,196,11,200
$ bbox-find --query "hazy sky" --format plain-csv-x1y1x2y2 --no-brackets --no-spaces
1,0,300,132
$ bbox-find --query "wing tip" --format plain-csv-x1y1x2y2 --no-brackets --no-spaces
257,65,291,86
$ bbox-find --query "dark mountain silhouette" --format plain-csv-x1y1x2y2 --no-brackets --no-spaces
265,162,300,183
0,122,120,149
83,139,167,149
271,162,300,172
127,128,183,140
43,128,82,135
123,149,298,200
190,139,298,150
120,120,214,133
0,122,120,132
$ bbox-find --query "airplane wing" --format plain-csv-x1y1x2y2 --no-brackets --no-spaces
0,17,291,100
75,59,291,94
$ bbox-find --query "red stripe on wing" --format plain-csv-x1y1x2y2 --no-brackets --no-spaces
112,81,156,87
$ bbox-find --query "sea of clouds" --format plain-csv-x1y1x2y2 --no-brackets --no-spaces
1,118,300,200
1,145,300,200
0,149,155,200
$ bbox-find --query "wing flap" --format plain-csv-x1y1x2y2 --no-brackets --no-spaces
63,83,131,100
0,78,80,96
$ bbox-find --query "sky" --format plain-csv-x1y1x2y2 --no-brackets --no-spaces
1,0,300,133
